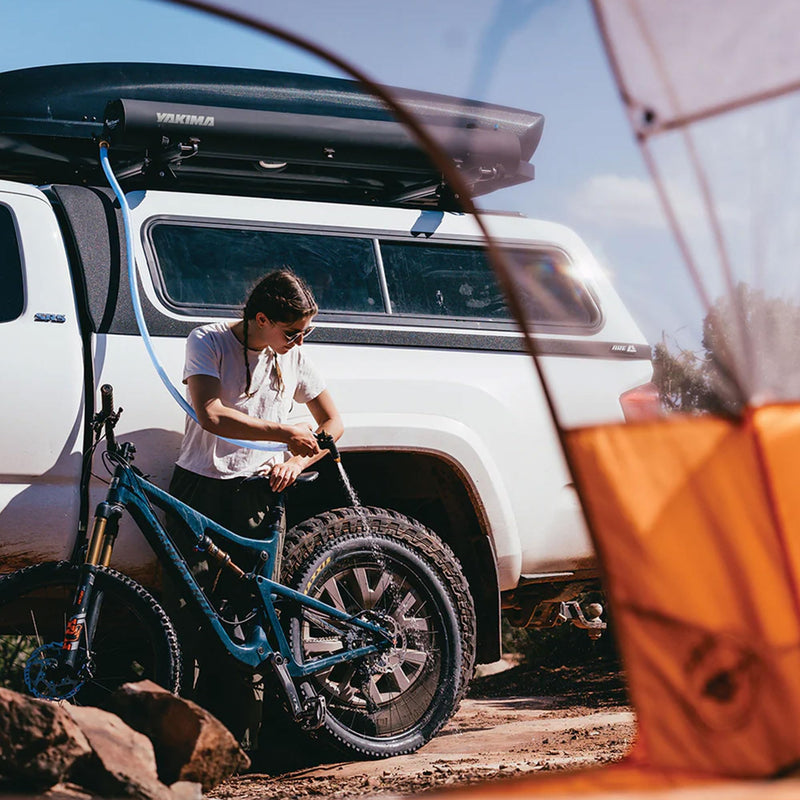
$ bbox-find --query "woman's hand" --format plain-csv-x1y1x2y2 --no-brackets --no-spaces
268,459,305,492
284,423,320,457
186,376,325,455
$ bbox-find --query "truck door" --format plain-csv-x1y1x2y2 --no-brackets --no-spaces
0,183,85,571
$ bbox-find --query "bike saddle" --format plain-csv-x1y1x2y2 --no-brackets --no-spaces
239,471,319,490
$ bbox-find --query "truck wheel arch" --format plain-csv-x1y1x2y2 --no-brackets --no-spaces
289,447,504,664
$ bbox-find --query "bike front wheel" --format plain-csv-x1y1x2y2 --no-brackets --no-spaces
0,561,181,706
285,533,462,759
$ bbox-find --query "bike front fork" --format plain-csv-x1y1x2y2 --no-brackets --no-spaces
61,502,122,663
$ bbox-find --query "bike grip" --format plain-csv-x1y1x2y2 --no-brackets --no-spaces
100,384,114,415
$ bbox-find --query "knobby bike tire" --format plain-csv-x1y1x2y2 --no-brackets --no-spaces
283,506,477,702
0,561,181,706
283,532,462,759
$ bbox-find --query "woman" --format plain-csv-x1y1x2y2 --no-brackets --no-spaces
168,267,342,748
170,267,343,527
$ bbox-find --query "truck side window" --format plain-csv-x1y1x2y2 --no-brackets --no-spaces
0,206,23,323
149,223,383,314
380,241,598,327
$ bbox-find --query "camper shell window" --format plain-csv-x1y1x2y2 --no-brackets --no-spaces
380,241,598,327
146,220,599,330
0,205,24,323
148,222,384,315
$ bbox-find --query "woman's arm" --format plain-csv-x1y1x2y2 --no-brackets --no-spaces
307,389,344,442
267,389,344,491
187,374,319,456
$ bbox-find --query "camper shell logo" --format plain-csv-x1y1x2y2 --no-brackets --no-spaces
155,112,215,127
610,344,638,354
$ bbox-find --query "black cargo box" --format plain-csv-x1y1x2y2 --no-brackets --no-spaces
0,62,543,209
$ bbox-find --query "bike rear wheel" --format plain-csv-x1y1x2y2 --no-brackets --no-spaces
0,561,181,705
284,507,477,703
285,533,462,759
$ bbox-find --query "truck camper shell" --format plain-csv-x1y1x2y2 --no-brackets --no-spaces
0,62,543,209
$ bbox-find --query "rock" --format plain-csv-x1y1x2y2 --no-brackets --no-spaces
110,680,250,791
42,783,97,800
0,687,92,787
43,782,96,799
64,704,170,800
168,781,203,800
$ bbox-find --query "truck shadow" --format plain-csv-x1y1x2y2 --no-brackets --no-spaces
0,426,182,588
467,652,629,710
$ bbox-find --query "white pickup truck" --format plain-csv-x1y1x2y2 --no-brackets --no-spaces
0,61,654,666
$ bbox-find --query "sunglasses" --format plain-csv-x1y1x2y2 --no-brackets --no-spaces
282,324,315,344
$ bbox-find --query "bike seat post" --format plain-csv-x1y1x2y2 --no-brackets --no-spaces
264,492,286,580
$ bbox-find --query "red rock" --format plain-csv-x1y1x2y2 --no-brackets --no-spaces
110,680,249,791
65,704,170,800
0,687,91,787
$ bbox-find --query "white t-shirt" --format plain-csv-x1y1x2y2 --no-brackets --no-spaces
175,321,326,479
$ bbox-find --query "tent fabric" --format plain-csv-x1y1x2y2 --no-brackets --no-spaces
591,0,800,135
567,408,800,776
442,766,800,799
440,407,800,796
591,0,800,417
451,2,800,793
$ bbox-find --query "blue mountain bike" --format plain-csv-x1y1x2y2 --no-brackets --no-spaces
0,385,474,758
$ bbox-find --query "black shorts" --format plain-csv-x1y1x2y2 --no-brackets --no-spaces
168,464,281,538
169,464,247,534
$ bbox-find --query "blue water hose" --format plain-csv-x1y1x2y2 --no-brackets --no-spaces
99,142,285,453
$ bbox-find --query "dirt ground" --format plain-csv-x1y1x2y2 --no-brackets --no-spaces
210,653,634,800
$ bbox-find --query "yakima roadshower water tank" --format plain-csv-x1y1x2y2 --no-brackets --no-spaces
101,97,525,180
0,62,544,209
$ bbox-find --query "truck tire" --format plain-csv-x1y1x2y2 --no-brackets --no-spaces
0,561,181,705
284,531,462,758
283,506,477,698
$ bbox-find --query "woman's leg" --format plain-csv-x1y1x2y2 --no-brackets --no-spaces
166,466,264,750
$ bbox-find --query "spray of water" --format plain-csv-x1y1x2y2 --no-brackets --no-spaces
332,458,433,704
334,461,391,583
335,462,366,519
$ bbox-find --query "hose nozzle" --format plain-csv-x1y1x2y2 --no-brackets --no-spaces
316,431,341,463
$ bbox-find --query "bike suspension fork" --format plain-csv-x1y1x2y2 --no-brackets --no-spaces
61,502,122,664
86,501,122,568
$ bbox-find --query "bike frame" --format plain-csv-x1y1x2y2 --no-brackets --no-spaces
67,447,392,681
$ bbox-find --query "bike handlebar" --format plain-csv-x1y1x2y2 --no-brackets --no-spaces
99,384,118,450
100,384,114,416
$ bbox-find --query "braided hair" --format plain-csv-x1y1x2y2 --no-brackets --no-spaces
242,269,318,397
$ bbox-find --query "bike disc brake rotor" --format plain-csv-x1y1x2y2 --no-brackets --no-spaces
24,642,87,700
304,587,436,714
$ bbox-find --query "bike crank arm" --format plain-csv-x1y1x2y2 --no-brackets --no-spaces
266,653,326,730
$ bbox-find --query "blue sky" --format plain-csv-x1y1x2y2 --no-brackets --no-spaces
0,0,699,347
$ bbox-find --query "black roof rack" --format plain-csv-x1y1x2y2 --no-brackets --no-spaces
0,62,543,210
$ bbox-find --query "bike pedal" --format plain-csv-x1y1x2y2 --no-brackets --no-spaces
299,695,326,730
